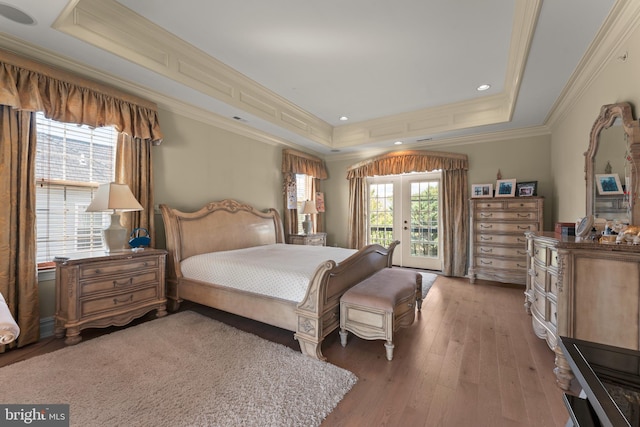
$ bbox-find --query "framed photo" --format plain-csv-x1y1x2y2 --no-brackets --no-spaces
471,183,493,198
495,179,516,197
595,174,624,195
516,181,537,197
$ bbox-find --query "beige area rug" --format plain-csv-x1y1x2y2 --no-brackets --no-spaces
0,311,357,427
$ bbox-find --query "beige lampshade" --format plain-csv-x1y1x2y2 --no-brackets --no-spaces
86,182,143,213
301,200,318,215
86,182,143,252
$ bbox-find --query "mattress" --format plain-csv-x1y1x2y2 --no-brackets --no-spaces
180,243,357,303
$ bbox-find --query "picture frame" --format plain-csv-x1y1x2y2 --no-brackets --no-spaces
471,183,493,198
595,173,624,195
495,179,516,197
516,181,537,197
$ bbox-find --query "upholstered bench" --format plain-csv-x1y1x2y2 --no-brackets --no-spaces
339,268,422,361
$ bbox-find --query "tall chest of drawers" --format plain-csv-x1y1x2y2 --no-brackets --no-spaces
54,249,167,345
469,197,543,285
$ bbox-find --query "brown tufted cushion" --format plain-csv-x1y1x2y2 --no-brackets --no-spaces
341,268,419,311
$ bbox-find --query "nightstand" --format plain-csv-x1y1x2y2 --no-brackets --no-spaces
54,248,167,345
289,233,327,246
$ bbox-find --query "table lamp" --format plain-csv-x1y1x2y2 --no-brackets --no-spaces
301,200,318,235
86,182,143,252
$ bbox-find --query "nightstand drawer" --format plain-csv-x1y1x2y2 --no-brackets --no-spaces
80,270,160,296
79,256,160,279
81,285,158,317
289,233,327,246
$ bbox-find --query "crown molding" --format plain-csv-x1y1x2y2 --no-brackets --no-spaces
546,0,640,129
52,0,334,148
325,125,551,162
52,0,541,149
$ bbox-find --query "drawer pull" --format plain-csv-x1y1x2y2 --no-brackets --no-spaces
408,303,414,308
480,260,493,265
480,213,493,218
94,269,102,274
480,236,493,241
517,238,526,243
517,225,532,230
480,224,493,229
113,278,133,287
480,248,493,253
517,251,526,256
517,213,531,218
517,263,526,268
534,271,539,277
113,295,134,305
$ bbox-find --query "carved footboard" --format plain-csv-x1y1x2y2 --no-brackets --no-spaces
294,241,399,360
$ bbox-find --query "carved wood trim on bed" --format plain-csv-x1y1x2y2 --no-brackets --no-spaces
159,199,398,360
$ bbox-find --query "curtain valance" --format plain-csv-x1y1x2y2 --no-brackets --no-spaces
346,150,468,179
281,148,328,179
0,49,163,144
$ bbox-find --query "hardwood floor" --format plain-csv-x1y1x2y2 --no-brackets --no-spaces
0,276,569,427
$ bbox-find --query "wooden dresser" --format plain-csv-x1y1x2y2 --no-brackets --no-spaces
54,249,167,345
525,231,640,391
469,197,543,285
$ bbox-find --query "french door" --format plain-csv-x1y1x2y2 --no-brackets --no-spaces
367,171,442,270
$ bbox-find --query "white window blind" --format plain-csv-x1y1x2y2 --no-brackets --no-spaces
35,112,117,264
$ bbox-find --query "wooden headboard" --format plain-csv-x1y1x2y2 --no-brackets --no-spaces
160,199,285,277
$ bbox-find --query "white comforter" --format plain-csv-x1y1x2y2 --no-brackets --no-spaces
180,243,357,303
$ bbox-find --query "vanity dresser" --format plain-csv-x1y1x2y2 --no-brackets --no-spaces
524,102,640,393
469,197,543,285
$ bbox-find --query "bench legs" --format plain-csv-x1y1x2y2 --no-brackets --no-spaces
339,328,396,361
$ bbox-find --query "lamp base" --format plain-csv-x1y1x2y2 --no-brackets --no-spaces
302,215,313,235
102,213,127,252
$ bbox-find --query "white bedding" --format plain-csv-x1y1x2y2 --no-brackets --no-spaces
180,244,357,303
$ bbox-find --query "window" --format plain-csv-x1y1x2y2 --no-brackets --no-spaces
296,174,312,234
35,112,117,265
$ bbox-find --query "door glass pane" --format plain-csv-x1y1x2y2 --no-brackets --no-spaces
369,182,394,247
410,180,439,258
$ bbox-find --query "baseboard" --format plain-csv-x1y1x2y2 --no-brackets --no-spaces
40,316,54,338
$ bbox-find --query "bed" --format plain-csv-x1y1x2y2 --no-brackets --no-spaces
160,199,398,360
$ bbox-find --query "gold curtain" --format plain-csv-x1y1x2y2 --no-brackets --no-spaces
0,49,163,144
281,149,328,239
346,150,469,277
115,134,155,242
0,107,39,349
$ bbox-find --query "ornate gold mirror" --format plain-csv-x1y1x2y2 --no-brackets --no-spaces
585,102,640,225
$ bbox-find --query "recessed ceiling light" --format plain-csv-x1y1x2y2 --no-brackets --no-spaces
394,141,403,145
339,116,349,121
477,84,491,91
0,3,36,25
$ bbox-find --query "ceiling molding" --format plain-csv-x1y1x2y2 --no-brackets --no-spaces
546,0,640,129
52,0,334,148
51,0,541,149
325,125,552,163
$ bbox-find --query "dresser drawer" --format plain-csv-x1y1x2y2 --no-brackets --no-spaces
475,211,538,221
549,273,559,297
81,285,159,317
532,263,546,290
506,201,540,210
549,299,558,327
476,245,527,258
476,233,528,246
80,270,160,296
532,288,546,318
79,257,160,279
304,236,326,246
474,256,527,270
550,248,559,267
475,201,505,209
476,222,539,233
533,243,547,265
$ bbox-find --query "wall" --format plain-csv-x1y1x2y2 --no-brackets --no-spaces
551,23,640,223
152,109,286,247
323,134,552,248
